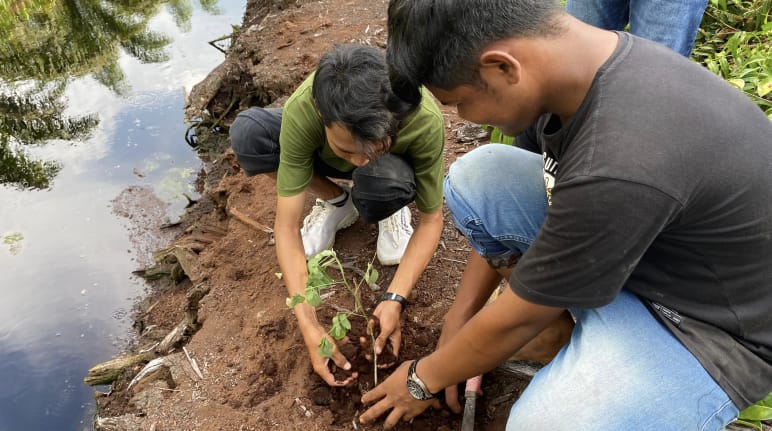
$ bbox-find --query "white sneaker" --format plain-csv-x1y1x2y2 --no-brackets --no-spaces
301,193,359,259
377,206,413,266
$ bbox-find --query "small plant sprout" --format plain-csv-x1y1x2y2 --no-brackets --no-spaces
287,249,382,384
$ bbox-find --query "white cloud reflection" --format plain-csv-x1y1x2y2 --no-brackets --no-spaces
0,1,245,428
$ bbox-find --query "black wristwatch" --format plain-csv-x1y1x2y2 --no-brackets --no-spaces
406,359,437,400
377,292,408,313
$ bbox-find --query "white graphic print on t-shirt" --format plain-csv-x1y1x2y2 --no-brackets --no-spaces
543,152,558,206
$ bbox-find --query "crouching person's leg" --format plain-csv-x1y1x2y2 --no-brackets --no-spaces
229,107,283,176
444,144,573,363
352,154,417,265
506,290,739,431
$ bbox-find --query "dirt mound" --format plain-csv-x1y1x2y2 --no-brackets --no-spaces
90,1,532,430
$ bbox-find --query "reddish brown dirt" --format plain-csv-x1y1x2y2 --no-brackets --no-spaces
93,1,534,430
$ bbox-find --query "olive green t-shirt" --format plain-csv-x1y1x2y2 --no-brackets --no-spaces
276,73,445,214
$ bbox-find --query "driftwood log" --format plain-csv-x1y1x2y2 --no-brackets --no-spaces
83,352,155,386
83,283,210,386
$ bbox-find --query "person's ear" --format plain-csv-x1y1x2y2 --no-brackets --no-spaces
479,50,521,85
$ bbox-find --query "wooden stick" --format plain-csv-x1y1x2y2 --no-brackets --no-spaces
229,207,273,233
183,346,204,380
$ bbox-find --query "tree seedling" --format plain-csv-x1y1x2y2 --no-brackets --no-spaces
287,249,382,384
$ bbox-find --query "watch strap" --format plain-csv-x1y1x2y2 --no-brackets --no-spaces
377,292,408,313
407,359,436,400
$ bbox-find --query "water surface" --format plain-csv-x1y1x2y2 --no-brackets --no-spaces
0,1,244,429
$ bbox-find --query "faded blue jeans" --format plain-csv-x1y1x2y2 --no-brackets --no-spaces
444,145,739,431
566,0,709,57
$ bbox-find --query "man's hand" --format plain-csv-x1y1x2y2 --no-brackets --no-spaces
359,361,438,428
370,300,402,358
301,322,358,386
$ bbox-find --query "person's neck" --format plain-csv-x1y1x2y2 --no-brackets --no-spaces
535,16,619,123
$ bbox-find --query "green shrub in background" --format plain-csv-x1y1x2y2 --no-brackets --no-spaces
693,0,772,119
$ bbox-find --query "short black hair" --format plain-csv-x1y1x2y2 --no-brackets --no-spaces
387,0,564,104
312,44,414,158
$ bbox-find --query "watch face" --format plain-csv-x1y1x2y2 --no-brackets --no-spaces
407,380,427,400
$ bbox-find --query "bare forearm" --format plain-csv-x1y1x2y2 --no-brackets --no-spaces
420,290,565,393
274,191,320,327
275,224,319,325
444,251,502,323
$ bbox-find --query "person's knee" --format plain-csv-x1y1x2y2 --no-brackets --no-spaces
351,154,416,223
448,144,523,189
229,107,282,176
445,146,492,215
445,144,533,215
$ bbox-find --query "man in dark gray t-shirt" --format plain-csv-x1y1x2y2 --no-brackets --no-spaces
358,1,772,430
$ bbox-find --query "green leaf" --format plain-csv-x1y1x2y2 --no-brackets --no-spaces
733,419,762,430
728,78,746,90
319,337,334,358
706,59,720,75
756,77,772,97
719,55,730,77
329,324,346,340
365,263,379,286
739,392,772,419
307,268,333,290
308,249,336,267
307,250,336,289
329,313,351,340
334,313,351,330
738,404,772,421
305,286,322,307
286,294,305,309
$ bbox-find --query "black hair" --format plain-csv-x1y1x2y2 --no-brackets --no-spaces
312,44,415,159
387,0,565,104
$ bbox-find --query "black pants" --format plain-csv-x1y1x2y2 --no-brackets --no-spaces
229,107,416,223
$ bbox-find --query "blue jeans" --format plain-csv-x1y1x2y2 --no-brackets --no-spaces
566,0,709,57
444,145,739,431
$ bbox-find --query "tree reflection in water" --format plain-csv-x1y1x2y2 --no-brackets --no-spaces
0,0,220,189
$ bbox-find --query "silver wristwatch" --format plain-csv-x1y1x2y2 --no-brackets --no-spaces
406,359,436,400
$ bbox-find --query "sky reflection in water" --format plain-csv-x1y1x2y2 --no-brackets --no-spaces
0,1,244,429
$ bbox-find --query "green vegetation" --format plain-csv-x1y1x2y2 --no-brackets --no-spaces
693,0,772,119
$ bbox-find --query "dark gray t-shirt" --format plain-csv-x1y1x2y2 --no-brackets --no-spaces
511,32,772,408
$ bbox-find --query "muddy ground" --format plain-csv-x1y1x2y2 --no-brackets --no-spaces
90,1,533,430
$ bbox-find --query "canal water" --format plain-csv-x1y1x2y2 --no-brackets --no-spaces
0,1,244,429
